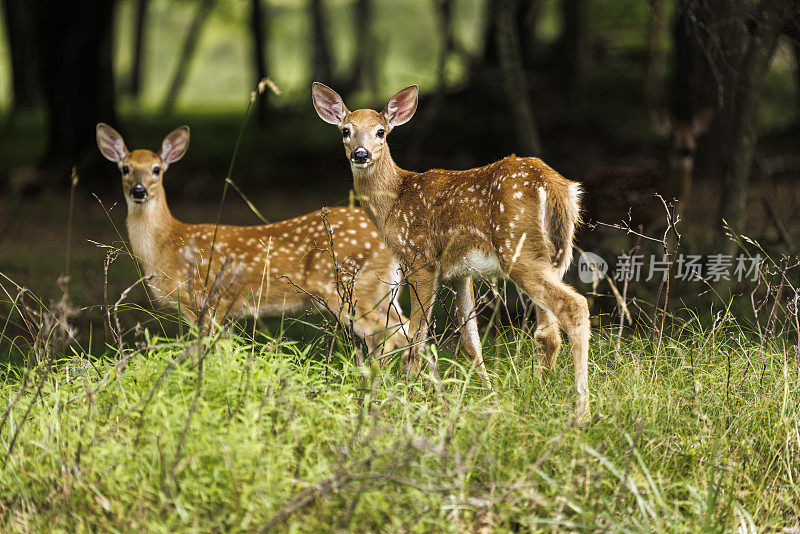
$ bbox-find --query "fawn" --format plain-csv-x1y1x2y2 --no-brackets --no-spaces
582,110,712,228
96,123,406,356
312,83,590,419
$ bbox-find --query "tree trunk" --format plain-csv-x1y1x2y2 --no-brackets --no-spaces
309,0,334,83
521,0,544,68
719,0,789,259
250,0,269,123
481,0,533,68
408,0,456,167
482,0,500,66
559,0,591,104
344,0,377,97
784,15,800,123
671,0,745,185
127,0,149,97
1,0,40,112
672,0,746,116
31,0,117,181
644,0,667,105
795,40,800,123
496,0,543,156
161,0,214,115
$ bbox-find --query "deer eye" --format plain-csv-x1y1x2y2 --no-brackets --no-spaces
342,127,351,138
376,128,385,138
153,166,161,176
122,165,130,175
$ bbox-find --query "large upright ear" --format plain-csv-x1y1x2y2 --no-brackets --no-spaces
312,82,348,126
159,126,190,167
383,85,418,130
692,108,713,135
96,123,128,163
650,110,671,137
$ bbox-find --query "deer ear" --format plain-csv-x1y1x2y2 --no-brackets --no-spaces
383,85,418,129
159,126,190,167
650,110,671,136
692,108,713,135
312,82,348,126
96,123,128,163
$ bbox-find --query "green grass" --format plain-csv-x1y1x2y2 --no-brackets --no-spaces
1,321,798,531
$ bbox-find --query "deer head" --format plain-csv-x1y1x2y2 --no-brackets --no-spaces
96,123,190,208
651,109,712,171
311,82,418,168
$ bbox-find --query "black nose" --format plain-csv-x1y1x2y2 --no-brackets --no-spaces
130,184,147,200
351,147,370,164
680,147,693,157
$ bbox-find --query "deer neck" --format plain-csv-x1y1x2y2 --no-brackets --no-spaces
667,155,694,201
351,147,404,233
125,193,180,270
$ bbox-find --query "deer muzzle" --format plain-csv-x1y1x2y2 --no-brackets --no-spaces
351,147,370,166
130,184,148,202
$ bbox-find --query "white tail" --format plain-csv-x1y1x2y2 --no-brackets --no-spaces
312,83,590,421
96,123,406,356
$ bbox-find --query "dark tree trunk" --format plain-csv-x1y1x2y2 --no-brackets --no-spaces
795,40,800,123
436,0,456,71
250,0,269,123
161,0,214,115
1,0,40,112
559,0,591,104
482,0,500,66
644,0,668,105
344,0,377,97
408,0,456,167
785,15,800,122
31,0,117,181
521,0,544,68
128,0,149,97
671,0,745,183
719,0,792,258
481,0,532,68
309,0,334,83
496,0,543,156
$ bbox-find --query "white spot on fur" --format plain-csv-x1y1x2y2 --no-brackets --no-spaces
538,187,547,235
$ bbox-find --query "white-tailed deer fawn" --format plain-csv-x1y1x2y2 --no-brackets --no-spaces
96,123,406,356
582,110,712,227
312,83,590,419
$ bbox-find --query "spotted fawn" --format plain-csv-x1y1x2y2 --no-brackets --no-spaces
312,83,590,420
96,123,406,356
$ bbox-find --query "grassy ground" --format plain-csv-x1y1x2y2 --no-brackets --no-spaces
0,319,798,531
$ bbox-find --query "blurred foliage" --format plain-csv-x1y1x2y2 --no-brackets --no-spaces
1,0,795,124
0,0,659,111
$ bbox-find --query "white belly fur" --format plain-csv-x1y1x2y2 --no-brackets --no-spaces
444,249,506,280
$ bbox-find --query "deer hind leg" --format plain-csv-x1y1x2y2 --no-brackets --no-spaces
453,277,491,389
405,264,440,380
507,258,590,422
533,304,562,376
